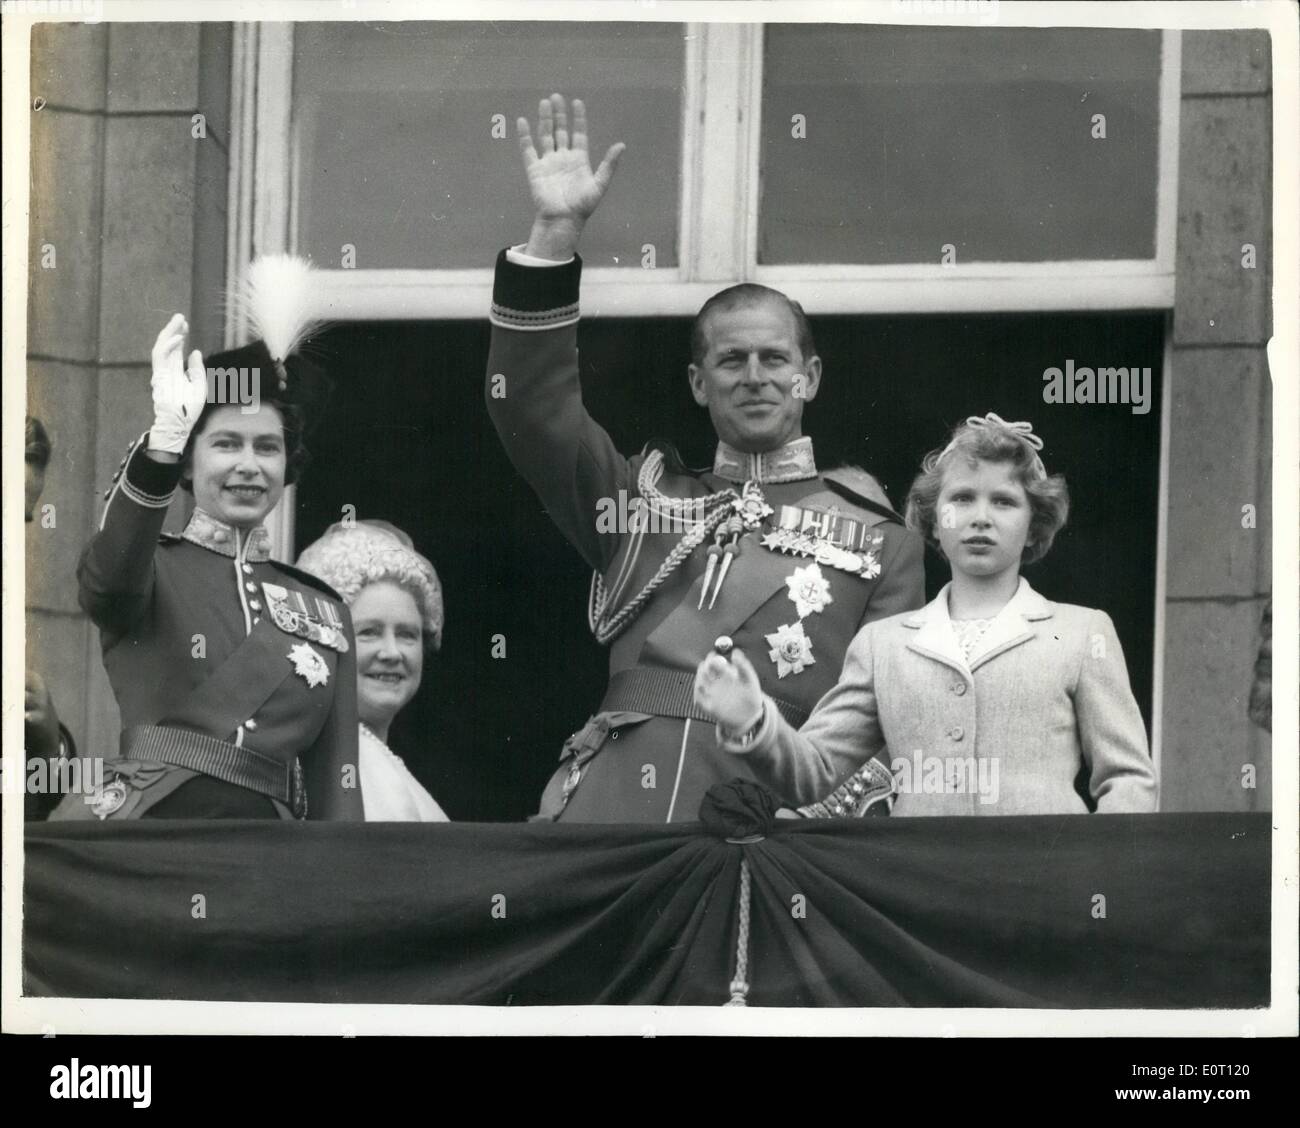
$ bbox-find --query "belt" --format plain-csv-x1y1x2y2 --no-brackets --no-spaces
600,667,810,729
121,725,307,818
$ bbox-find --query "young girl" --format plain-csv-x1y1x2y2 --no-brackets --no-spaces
693,413,1158,816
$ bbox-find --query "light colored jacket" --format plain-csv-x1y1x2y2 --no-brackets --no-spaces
725,579,1158,815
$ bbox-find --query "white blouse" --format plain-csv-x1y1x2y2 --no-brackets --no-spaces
358,724,449,822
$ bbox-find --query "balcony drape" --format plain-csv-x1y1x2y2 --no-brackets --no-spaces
22,813,1268,1008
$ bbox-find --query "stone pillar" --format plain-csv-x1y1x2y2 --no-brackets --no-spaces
26,23,233,764
1162,31,1273,810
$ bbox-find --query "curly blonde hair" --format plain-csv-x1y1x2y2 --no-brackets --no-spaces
904,415,1070,565
297,520,444,649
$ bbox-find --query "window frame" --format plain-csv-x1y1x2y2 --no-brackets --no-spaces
234,20,1176,775
238,22,1180,320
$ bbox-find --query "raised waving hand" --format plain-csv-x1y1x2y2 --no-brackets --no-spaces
519,94,625,261
148,313,208,457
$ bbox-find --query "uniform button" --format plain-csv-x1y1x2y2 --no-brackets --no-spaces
952,682,967,696
242,564,254,575
950,726,965,742
249,600,262,610
103,489,111,499
214,530,229,543
609,730,620,741
245,718,258,732
245,582,257,592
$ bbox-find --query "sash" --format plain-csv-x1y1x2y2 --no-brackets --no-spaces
156,619,302,745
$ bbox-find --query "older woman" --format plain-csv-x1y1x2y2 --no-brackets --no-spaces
297,521,449,821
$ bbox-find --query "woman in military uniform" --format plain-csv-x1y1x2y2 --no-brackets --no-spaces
51,257,363,821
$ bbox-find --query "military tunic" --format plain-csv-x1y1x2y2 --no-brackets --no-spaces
487,251,926,823
50,434,364,821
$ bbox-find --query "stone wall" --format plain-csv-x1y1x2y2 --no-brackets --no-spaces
1162,30,1273,809
26,22,232,762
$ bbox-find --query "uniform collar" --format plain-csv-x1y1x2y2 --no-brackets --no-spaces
182,507,272,562
712,436,817,484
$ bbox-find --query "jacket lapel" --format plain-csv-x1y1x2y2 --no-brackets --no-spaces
967,580,1054,671
902,587,969,679
901,580,1056,677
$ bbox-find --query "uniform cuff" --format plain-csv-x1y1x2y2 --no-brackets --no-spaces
119,433,182,509
505,244,575,267
716,698,778,755
490,248,582,331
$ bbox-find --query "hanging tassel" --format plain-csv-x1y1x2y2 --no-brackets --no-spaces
724,855,753,1006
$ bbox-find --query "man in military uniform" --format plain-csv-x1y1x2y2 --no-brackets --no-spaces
488,95,925,823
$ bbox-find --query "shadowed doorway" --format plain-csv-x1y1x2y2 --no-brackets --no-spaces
295,312,1164,821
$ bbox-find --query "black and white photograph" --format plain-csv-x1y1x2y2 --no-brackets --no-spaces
4,0,1296,1059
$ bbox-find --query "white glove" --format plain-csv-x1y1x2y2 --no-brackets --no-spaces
148,314,208,453
693,649,765,733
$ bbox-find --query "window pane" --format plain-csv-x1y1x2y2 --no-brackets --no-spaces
760,27,1161,265
293,22,683,269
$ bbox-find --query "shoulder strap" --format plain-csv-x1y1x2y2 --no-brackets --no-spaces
821,470,905,527
271,559,347,603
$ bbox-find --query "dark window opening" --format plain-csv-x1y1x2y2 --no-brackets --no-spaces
297,313,1164,821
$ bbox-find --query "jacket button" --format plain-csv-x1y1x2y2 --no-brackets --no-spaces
245,719,258,732
609,730,620,741
949,726,965,741
245,582,257,592
243,564,254,575
249,600,261,611
952,682,966,696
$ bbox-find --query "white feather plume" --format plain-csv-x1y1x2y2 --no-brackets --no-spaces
229,254,323,363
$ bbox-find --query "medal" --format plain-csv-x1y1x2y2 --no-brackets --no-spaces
785,562,833,617
288,642,330,688
761,525,882,580
89,777,128,820
765,621,815,678
732,481,773,530
272,603,300,633
264,583,350,653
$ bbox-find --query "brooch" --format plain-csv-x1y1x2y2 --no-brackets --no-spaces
89,778,128,820
288,642,330,688
766,621,815,679
732,481,774,530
